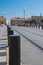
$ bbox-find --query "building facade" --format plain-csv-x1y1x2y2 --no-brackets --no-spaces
11,17,30,26
11,16,43,26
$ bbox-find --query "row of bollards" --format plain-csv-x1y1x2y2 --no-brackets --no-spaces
8,30,13,46
31,25,43,29
7,25,20,65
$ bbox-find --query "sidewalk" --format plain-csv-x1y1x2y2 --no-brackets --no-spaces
0,25,8,65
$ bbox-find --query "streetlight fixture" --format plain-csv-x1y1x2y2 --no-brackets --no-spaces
23,6,26,19
2,11,8,25
23,6,26,26
2,11,5,17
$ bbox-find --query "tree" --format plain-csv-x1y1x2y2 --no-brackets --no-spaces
29,20,32,24
41,19,43,23
0,19,5,24
25,20,29,23
32,19,37,25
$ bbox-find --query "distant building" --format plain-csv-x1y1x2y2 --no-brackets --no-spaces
11,17,31,26
31,16,42,23
11,15,43,26
31,16,43,25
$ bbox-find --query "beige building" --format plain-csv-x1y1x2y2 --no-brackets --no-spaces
11,17,31,26
11,16,43,26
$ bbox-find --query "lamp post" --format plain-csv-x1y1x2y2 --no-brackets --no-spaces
23,7,26,26
23,7,26,20
2,11,5,17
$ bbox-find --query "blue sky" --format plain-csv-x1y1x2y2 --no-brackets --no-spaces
0,0,43,19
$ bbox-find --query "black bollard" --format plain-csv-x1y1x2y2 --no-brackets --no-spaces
38,25,40,29
9,35,20,65
8,30,13,46
8,30,13,36
7,25,11,31
36,25,37,29
42,25,43,29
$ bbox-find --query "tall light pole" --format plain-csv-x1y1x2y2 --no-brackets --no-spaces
2,11,8,25
2,11,5,17
23,6,26,25
23,6,26,19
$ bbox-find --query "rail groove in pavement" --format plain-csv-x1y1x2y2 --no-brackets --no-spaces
14,29,43,50
20,28,43,37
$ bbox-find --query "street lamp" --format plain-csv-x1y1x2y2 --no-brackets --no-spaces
23,6,26,19
2,11,5,17
23,6,26,26
2,11,8,25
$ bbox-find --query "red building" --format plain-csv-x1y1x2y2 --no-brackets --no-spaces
11,17,31,26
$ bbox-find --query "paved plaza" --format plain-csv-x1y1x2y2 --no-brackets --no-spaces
12,26,43,65
0,25,43,65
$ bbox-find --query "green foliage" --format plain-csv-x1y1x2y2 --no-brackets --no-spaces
28,20,33,25
27,19,39,26
0,19,5,24
31,19,39,25
25,20,29,23
41,19,43,23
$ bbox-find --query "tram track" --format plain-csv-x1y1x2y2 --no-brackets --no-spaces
13,28,43,50
10,26,43,65
16,27,43,37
